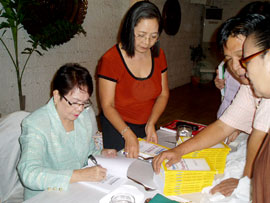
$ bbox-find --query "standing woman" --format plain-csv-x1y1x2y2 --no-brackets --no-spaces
98,1,169,158
240,18,270,202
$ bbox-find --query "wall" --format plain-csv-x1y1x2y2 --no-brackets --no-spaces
0,0,203,115
197,0,270,82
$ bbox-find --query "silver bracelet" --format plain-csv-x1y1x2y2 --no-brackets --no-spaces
121,126,130,137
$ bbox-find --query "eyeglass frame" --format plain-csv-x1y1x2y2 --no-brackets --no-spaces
134,32,159,43
240,48,270,69
62,95,92,109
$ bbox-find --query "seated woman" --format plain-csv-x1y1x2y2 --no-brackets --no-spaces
18,63,116,200
240,17,270,203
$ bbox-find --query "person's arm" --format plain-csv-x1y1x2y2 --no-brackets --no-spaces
145,71,169,143
18,119,108,191
18,122,74,191
243,128,266,177
152,119,236,173
99,78,139,158
210,128,267,196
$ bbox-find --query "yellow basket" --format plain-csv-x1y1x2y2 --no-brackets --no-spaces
161,157,216,195
178,136,231,174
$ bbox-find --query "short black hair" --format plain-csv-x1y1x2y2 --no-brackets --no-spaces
120,1,162,57
52,63,93,97
217,14,265,51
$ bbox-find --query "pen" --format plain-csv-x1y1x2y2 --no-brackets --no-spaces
88,154,99,166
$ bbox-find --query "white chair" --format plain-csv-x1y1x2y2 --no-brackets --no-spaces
0,111,30,203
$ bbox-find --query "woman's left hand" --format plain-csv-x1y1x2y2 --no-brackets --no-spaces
101,149,117,158
145,123,158,143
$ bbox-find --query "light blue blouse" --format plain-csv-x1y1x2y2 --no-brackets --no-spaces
17,98,101,200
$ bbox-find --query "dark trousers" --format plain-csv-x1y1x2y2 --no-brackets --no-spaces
100,112,146,151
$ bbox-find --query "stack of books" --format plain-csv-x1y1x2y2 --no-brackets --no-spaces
159,157,216,195
177,136,231,174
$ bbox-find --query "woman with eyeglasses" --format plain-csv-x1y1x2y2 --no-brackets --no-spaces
241,18,270,202
18,63,116,200
98,1,169,158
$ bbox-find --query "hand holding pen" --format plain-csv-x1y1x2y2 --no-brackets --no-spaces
88,154,99,166
70,156,106,183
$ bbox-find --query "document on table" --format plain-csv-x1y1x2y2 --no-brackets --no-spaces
167,158,211,171
79,155,136,193
138,138,168,158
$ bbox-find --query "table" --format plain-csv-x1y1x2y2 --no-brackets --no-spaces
23,129,233,203
23,180,158,203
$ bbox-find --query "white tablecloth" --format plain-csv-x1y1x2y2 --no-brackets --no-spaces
24,130,250,203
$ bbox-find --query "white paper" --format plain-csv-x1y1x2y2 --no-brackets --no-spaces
168,158,211,171
79,155,136,193
139,140,167,158
218,60,225,96
90,155,136,178
127,160,157,189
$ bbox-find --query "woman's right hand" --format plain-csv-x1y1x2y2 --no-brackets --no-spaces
70,166,107,183
124,133,139,159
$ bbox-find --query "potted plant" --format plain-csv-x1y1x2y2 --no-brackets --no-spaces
189,44,206,85
0,0,87,110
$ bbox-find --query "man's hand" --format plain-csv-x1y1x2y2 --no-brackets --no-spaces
152,148,182,174
210,178,239,196
214,69,225,90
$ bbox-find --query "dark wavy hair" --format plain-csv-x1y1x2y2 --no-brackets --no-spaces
120,1,162,57
51,63,93,97
216,14,265,51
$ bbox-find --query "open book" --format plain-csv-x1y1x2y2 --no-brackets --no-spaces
79,155,157,193
79,155,136,193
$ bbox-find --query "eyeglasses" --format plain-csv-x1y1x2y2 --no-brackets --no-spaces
63,96,92,109
240,48,270,69
134,33,159,43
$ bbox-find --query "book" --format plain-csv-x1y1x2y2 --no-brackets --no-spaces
154,157,216,195
79,154,157,193
160,119,206,136
79,155,136,193
138,138,169,158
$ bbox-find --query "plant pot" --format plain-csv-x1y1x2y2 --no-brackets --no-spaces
191,76,200,86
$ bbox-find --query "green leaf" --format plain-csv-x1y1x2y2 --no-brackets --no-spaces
34,49,43,56
0,22,10,29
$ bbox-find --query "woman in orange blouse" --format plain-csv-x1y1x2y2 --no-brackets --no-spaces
98,1,169,158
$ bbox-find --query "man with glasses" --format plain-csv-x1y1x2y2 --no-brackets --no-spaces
153,14,270,197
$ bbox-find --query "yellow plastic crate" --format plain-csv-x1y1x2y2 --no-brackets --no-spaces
160,157,216,195
178,136,231,174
